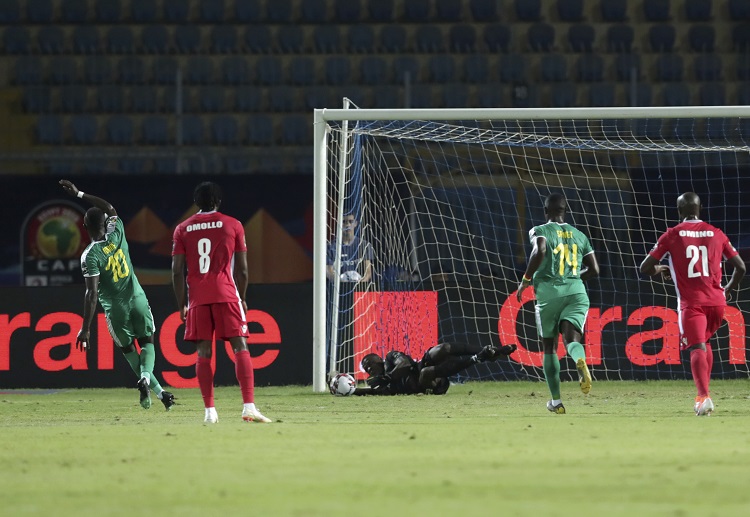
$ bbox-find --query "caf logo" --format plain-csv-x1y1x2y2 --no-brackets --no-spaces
36,215,82,258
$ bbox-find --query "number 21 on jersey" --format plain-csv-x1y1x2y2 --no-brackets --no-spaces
686,244,709,278
552,243,578,276
198,238,211,273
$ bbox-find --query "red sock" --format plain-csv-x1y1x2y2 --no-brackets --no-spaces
690,348,709,397
234,349,255,404
196,356,215,408
704,343,714,394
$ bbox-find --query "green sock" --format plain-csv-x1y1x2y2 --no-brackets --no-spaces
543,353,561,400
139,342,156,384
566,341,586,363
122,349,141,376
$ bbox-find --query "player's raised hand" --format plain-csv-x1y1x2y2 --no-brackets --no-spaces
76,328,90,351
59,179,79,197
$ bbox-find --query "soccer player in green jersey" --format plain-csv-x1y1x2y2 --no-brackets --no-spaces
516,192,599,414
60,180,174,411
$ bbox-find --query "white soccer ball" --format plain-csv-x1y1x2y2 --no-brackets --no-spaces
329,373,356,396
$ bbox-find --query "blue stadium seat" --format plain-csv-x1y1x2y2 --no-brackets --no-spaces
222,56,252,84
141,26,169,54
106,115,133,144
245,26,273,53
118,57,145,84
568,24,594,52
107,27,134,54
656,54,684,81
154,158,178,174
267,0,293,23
131,0,157,22
325,56,350,85
269,85,299,111
236,0,261,22
428,55,455,83
644,0,670,21
404,0,430,22
558,0,584,21
70,115,98,144
27,0,53,22
393,56,420,83
73,26,100,54
360,56,388,84
410,85,433,108
152,57,178,84
200,0,225,22
62,0,88,23
235,86,263,111
734,24,750,51
737,83,750,104
95,0,120,22
540,54,567,82
118,159,148,174
198,86,225,112
476,84,504,108
14,57,43,84
699,83,725,105
661,83,691,105
484,24,510,52
464,54,489,83
335,0,361,22
38,26,64,54
694,54,722,81
211,25,237,53
0,3,16,24
470,0,497,20
370,86,400,108
380,25,406,52
130,86,158,112
85,57,112,84
729,0,750,20
181,115,204,145
162,86,180,113
61,85,87,112
247,114,274,145
37,116,63,144
277,25,304,53
301,0,327,22
631,83,652,106
186,57,214,84
685,0,711,21
688,25,715,52
499,54,526,82
441,84,469,108
436,0,461,21
737,54,750,80
256,57,283,85
343,85,369,107
211,116,239,145
588,82,616,106
164,0,190,22
225,156,250,174
281,115,309,145
348,25,374,53
98,85,125,112
416,25,444,53
142,116,169,144
304,86,332,109
551,83,577,107
649,24,676,52
368,0,393,21
607,24,634,52
3,27,30,54
516,0,541,21
449,25,476,53
615,53,640,81
528,23,555,52
23,86,51,113
600,0,627,21
314,25,342,53
288,56,315,85
176,25,201,53
50,58,77,84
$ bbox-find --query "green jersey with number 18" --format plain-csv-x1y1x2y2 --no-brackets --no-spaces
529,222,594,302
80,216,145,312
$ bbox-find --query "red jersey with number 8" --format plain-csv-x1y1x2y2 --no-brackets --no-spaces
172,211,247,307
649,220,738,309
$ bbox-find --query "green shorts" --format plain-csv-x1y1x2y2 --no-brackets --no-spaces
534,292,589,340
104,292,155,348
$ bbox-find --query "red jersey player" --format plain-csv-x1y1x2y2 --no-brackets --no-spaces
171,181,271,424
641,192,745,416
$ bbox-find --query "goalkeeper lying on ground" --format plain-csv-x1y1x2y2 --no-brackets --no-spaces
357,342,517,395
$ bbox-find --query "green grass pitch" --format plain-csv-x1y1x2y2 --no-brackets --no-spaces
2,380,750,516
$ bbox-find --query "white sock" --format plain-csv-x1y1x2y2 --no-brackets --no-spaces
140,374,150,385
243,402,257,412
551,399,562,406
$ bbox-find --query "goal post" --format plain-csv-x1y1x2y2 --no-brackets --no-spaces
313,105,750,393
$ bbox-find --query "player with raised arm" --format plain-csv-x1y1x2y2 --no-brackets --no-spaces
171,182,271,424
516,193,599,414
640,192,745,416
60,180,174,411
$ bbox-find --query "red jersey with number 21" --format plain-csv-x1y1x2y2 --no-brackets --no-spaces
649,220,738,309
172,211,246,307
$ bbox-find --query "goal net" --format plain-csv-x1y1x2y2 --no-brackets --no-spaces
312,106,750,393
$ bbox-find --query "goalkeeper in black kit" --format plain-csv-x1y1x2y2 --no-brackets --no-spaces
357,342,517,395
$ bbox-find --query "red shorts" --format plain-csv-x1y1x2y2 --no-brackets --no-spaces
184,302,249,341
679,305,724,351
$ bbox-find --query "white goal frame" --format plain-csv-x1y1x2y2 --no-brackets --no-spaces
312,105,750,393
